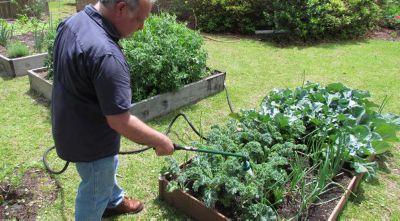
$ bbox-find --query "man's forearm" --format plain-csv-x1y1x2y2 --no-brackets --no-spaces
106,112,173,155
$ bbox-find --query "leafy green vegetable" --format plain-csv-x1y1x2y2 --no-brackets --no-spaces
162,82,399,219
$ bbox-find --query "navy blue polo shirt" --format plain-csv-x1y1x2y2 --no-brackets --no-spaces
52,5,132,162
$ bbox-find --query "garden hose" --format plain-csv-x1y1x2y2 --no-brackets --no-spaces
173,144,253,176
42,85,237,174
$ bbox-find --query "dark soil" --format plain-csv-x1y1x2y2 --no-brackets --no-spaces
0,169,58,220
368,27,400,41
0,32,37,56
277,171,352,220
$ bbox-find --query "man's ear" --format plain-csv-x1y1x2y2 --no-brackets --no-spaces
114,1,129,16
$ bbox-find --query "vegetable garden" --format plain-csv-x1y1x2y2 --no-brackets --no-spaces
1,0,400,220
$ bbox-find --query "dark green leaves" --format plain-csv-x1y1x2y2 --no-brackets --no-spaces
121,13,208,101
326,82,348,93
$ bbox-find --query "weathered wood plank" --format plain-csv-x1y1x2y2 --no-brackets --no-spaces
130,72,225,121
0,53,47,77
28,68,226,122
0,54,13,77
13,53,47,77
28,67,52,100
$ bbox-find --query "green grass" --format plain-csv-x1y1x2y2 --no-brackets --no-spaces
48,0,77,21
0,38,399,220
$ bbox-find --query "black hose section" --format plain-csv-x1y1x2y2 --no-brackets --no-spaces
165,112,208,141
42,146,70,175
43,86,234,174
224,84,235,114
118,146,152,155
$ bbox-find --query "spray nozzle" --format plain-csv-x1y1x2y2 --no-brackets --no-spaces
241,159,254,177
174,144,254,176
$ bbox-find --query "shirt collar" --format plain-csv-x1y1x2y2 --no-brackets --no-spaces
84,5,121,41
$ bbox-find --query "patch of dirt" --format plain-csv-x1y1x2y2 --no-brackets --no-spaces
306,172,352,220
0,169,58,220
367,27,400,41
35,69,49,79
0,32,36,56
277,171,353,220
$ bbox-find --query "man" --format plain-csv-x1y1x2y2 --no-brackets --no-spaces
51,0,174,220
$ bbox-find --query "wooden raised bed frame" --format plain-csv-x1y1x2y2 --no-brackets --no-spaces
159,161,366,221
28,67,226,122
0,53,47,77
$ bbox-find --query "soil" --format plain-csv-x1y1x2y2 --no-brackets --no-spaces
0,169,58,220
368,27,400,41
0,32,37,56
273,171,352,220
35,68,49,79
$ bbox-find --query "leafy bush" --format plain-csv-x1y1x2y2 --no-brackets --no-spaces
167,0,380,39
13,0,48,19
272,0,380,40
168,0,269,33
380,0,400,29
7,41,29,58
163,82,400,219
121,13,208,101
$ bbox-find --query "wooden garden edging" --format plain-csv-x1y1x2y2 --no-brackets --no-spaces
159,161,368,221
0,53,47,77
28,68,226,122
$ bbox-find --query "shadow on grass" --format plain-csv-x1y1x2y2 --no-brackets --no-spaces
0,74,15,81
100,199,187,220
152,198,188,220
26,88,51,108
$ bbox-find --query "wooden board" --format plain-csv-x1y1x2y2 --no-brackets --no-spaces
28,68,226,122
28,67,52,100
0,53,47,77
130,72,225,121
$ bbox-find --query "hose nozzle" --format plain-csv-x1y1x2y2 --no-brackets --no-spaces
242,159,254,177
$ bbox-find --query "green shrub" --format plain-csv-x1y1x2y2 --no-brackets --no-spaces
121,13,208,101
167,0,380,39
272,0,381,40
7,41,29,58
169,0,269,33
381,0,400,30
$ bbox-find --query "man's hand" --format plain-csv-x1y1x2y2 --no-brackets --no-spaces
153,135,174,156
106,112,174,156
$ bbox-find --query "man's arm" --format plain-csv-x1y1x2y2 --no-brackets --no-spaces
106,112,174,156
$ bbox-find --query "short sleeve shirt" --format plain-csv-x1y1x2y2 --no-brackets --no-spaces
52,5,132,162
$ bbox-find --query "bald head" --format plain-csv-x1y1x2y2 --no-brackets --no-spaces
100,0,156,11
95,0,153,38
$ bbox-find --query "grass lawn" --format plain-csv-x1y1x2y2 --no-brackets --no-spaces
48,0,77,21
0,37,399,220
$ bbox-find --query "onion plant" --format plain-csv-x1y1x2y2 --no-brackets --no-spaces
0,19,13,47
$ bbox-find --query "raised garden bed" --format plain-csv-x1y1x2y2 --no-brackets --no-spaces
0,53,46,77
0,32,47,77
159,82,398,220
159,160,365,221
28,67,226,121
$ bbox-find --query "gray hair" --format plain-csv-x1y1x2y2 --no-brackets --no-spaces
100,0,157,11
